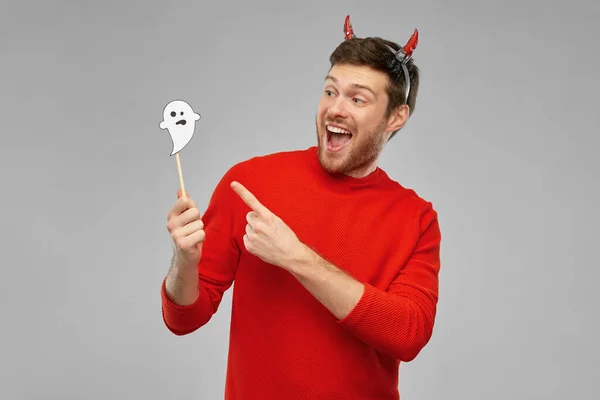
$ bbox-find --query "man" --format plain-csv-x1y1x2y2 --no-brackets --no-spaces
161,15,441,399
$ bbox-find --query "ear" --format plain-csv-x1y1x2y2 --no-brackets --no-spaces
386,104,409,132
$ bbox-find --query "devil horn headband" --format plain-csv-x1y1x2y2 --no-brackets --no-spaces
343,15,418,102
344,15,356,39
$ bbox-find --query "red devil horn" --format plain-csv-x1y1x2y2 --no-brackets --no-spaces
344,15,355,40
402,29,419,56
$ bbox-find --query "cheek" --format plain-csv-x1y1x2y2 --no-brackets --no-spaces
317,99,328,113
316,105,328,122
351,113,367,130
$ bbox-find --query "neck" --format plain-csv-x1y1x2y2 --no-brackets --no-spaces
344,159,378,178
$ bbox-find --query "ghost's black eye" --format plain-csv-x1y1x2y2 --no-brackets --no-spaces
180,111,184,115
170,111,176,117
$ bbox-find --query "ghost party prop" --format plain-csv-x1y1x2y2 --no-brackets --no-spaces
159,100,201,199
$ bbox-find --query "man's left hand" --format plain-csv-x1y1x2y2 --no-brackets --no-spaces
231,181,307,269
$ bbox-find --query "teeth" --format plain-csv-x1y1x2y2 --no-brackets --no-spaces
326,125,351,134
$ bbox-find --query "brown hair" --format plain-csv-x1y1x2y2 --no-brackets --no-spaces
328,37,420,139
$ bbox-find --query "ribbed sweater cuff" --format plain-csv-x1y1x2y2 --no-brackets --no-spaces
337,282,376,328
160,277,203,334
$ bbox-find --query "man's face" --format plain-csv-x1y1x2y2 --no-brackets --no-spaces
315,63,403,177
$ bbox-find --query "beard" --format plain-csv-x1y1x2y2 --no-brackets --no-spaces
315,114,387,176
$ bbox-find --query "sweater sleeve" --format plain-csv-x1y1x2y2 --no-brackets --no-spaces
336,203,441,362
161,166,242,335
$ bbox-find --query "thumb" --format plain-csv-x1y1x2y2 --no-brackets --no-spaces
177,188,197,208
177,188,189,199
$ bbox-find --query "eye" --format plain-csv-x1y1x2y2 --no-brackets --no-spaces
180,111,184,115
353,98,365,104
170,111,176,117
324,90,335,96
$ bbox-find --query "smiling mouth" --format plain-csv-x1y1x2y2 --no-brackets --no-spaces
325,123,353,152
176,119,187,125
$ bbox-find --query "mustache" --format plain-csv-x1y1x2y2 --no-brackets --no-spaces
324,120,353,132
315,114,353,131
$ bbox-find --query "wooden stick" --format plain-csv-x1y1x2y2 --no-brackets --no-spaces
175,152,186,198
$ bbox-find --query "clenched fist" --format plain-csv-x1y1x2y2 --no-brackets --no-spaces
166,189,205,268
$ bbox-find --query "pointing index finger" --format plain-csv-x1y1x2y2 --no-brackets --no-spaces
231,181,269,215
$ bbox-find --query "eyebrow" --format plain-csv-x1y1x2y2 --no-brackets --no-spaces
325,75,376,97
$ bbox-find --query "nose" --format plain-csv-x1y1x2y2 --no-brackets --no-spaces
327,96,349,119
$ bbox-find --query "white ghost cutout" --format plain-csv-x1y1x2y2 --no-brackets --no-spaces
159,100,201,155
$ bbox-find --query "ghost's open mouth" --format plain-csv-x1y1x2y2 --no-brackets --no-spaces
176,119,187,125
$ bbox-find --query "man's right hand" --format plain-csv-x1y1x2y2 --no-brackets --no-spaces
167,189,206,268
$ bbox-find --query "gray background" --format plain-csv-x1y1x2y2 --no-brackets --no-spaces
1,0,598,399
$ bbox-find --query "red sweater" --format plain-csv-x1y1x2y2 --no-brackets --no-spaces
161,146,441,399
